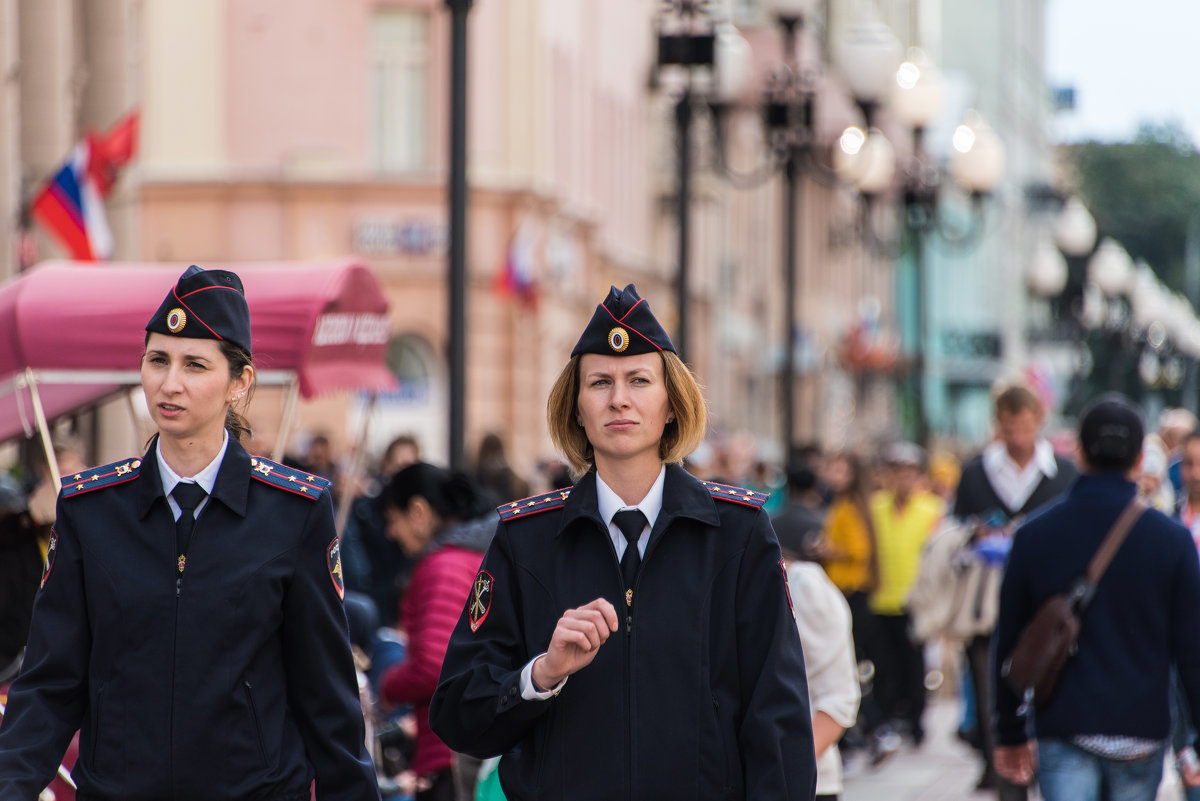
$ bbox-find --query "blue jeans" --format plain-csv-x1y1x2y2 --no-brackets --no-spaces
1037,739,1165,801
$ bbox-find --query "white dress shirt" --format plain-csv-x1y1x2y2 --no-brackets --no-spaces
520,466,668,700
981,438,1057,514
156,431,229,521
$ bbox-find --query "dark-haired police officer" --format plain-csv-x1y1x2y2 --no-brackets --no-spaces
0,266,380,801
430,285,816,800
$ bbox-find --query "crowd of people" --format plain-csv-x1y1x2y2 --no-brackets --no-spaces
4,272,1200,801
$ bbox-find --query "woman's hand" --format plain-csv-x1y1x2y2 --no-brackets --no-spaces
531,598,619,691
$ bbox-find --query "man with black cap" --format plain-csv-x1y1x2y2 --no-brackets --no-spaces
0,265,380,801
431,285,815,800
992,394,1200,801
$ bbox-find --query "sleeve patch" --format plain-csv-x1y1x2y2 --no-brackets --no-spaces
250,457,331,500
41,530,58,589
327,538,345,601
469,570,494,632
702,481,769,509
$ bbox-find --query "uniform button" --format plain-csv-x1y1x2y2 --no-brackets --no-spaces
501,696,509,706
509,687,518,697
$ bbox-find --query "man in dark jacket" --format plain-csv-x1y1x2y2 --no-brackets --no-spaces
993,394,1200,800
954,383,1077,796
0,477,42,684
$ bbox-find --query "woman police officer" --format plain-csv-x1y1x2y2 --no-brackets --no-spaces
0,266,380,801
430,285,816,800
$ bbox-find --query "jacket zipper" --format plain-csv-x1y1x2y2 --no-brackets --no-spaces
169,513,199,792
244,680,269,765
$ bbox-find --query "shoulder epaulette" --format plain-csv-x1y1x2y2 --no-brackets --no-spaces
497,488,572,522
62,458,144,499
249,457,330,500
702,480,769,509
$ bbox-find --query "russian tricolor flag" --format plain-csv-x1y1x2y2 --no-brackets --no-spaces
31,140,113,261
30,110,139,262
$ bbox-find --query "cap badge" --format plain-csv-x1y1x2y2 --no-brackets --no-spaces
166,308,187,333
608,326,630,353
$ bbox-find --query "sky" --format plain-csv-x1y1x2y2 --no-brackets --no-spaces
1045,0,1200,147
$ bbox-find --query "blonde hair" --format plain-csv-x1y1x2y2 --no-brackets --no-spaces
547,351,707,477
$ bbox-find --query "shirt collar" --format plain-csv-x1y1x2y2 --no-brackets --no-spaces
595,465,667,528
157,430,229,497
982,437,1058,479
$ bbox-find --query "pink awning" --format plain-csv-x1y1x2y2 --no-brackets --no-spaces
0,260,397,443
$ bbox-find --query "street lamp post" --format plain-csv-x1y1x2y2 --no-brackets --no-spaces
655,1,718,366
446,0,473,471
839,45,1006,446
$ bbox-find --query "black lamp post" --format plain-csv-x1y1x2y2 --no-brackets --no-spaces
446,0,473,471
841,45,1007,446
655,2,716,366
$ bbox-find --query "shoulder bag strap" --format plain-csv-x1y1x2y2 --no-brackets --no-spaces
1074,498,1146,610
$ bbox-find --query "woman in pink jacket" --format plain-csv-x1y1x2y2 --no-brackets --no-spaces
379,463,497,801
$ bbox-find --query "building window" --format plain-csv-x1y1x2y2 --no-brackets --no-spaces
369,9,429,173
385,334,432,403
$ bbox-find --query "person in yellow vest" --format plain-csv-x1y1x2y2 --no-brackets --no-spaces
868,441,944,746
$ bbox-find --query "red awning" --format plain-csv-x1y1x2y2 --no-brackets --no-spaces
0,260,397,443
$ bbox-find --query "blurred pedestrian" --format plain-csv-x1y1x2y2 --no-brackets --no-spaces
26,435,86,527
1161,407,1197,502
1173,430,1200,800
0,476,40,685
869,441,943,746
821,452,880,661
777,519,860,801
430,284,816,800
0,265,379,800
378,463,497,801
993,394,1200,800
342,434,423,628
771,462,826,563
953,382,1077,796
472,432,530,506
1137,433,1174,513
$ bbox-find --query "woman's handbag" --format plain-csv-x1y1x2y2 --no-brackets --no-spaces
1001,498,1145,711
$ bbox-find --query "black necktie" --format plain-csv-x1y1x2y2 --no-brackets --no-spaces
173,482,208,574
614,509,648,591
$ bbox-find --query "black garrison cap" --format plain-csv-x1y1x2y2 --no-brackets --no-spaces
570,284,675,358
145,265,252,354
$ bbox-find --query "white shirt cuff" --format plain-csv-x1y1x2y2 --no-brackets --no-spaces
520,654,567,700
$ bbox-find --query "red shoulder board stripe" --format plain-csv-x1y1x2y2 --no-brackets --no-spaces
62,459,143,499
497,489,572,522
249,457,330,500
702,481,769,509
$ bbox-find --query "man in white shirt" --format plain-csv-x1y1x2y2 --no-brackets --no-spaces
953,383,1078,800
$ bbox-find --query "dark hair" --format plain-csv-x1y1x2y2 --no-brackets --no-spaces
218,340,254,442
1078,393,1144,472
383,462,493,522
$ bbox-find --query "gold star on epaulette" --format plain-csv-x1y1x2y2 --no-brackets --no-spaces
73,473,82,481
91,474,99,481
300,486,308,493
288,474,298,482
307,475,316,482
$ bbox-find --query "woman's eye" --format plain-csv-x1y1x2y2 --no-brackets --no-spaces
590,379,610,388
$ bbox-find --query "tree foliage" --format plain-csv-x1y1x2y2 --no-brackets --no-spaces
1068,122,1200,291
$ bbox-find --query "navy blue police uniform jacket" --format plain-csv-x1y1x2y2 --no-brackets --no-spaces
429,464,817,801
0,436,380,801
